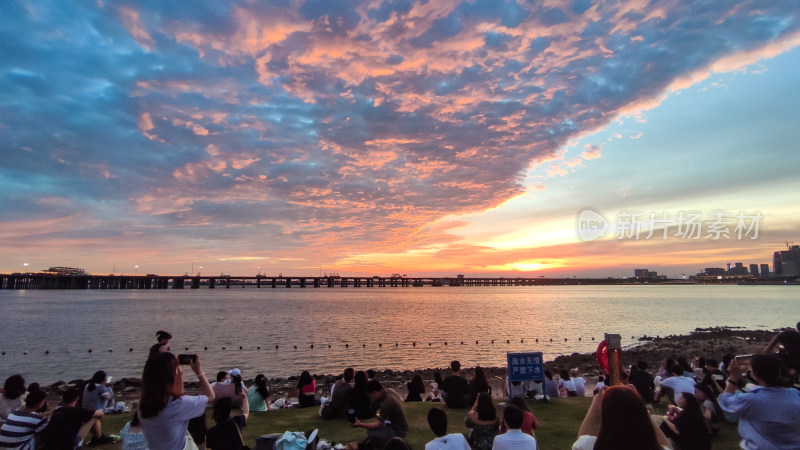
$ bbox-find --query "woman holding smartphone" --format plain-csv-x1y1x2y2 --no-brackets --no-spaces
82,370,114,411
139,352,214,450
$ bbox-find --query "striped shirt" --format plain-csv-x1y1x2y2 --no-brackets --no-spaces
719,386,800,450
0,409,49,450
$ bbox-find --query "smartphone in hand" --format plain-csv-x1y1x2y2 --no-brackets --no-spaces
178,354,196,365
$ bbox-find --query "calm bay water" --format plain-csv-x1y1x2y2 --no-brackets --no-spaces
0,285,796,384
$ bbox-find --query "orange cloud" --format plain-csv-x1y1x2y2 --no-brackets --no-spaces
119,7,155,51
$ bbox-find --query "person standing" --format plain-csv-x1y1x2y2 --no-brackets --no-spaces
149,331,172,358
139,352,214,450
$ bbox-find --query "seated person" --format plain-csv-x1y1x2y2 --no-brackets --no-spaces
210,371,228,387
349,371,375,419
506,378,526,400
405,375,426,402
81,371,113,412
570,369,587,397
543,371,558,398
493,405,537,450
119,402,147,449
40,388,112,449
329,368,354,417
247,374,271,412
558,370,577,397
500,397,538,436
347,380,408,450
464,393,500,450
424,407,470,450
0,390,48,449
0,375,26,421
296,371,318,408
206,391,250,450
440,361,469,408
655,365,697,405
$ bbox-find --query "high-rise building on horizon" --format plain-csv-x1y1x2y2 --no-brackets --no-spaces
750,264,759,277
760,263,770,278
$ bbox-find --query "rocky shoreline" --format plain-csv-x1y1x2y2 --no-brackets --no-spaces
37,327,785,407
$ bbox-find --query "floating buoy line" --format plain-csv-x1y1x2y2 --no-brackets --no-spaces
0,334,662,356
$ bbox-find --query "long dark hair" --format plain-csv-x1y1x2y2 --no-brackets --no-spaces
254,374,269,400
594,387,661,450
510,396,529,412
139,352,179,419
212,396,233,423
677,357,692,374
3,375,25,399
559,369,570,381
409,374,425,393
694,383,723,421
675,393,708,433
354,371,368,388
87,371,106,392
472,366,490,393
475,392,496,421
297,370,313,389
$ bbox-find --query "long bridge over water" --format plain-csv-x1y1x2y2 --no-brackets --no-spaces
0,273,620,290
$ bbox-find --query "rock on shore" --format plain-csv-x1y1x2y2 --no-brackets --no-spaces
38,327,785,406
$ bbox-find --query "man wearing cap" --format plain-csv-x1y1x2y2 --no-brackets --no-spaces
224,369,246,392
149,330,172,358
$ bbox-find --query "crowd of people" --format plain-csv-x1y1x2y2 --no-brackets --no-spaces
1,325,799,450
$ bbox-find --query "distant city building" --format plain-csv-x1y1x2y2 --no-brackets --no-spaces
749,264,759,277
728,262,748,276
773,245,800,277
634,269,657,278
760,263,770,278
704,268,725,276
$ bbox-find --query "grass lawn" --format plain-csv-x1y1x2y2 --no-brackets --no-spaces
90,398,742,449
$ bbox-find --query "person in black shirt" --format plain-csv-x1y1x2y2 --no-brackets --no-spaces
629,361,655,403
441,361,469,408
40,388,111,449
148,330,172,358
206,391,249,450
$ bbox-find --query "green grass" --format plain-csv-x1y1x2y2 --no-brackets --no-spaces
91,398,742,449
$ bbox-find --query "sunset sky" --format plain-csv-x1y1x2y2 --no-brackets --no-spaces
2,0,799,278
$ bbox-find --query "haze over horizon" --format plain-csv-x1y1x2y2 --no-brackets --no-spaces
2,0,799,278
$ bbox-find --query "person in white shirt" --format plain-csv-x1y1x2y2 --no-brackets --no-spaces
493,405,537,450
655,365,696,404
424,408,470,450
570,369,586,397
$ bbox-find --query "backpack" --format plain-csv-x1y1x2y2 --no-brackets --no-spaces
274,431,307,450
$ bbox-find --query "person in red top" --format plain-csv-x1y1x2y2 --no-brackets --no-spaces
297,371,318,407
500,397,538,436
